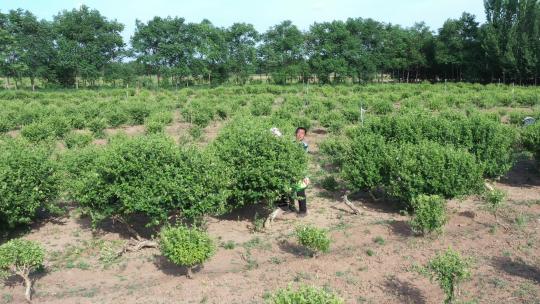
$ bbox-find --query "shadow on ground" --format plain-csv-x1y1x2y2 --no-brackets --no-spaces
382,276,427,304
153,255,202,277
499,156,540,187
491,256,540,284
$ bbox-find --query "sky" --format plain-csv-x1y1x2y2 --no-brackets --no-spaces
1,0,486,44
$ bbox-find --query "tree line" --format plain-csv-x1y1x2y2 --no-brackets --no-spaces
0,0,539,88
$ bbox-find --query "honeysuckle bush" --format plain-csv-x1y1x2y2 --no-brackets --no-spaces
425,248,472,304
521,123,540,165
64,131,93,149
65,134,231,228
0,239,45,301
159,225,215,278
364,112,516,178
322,131,483,207
0,138,59,230
386,140,484,203
266,285,344,304
211,117,308,209
295,224,331,255
409,195,448,235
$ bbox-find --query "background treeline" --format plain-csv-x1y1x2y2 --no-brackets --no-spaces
1,0,539,88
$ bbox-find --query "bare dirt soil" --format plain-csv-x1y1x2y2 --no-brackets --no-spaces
2,128,539,304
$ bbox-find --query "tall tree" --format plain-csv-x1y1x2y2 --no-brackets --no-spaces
306,21,352,84
53,5,124,87
259,20,306,84
435,13,481,81
4,10,55,90
225,23,259,84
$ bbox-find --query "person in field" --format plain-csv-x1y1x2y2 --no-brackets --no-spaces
273,126,310,216
294,127,310,217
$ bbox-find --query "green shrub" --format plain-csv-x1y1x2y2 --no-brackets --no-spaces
189,125,204,140
334,132,389,192
250,98,272,116
21,121,55,142
0,115,14,133
211,118,307,209
295,224,331,255
483,188,506,221
0,239,45,301
88,118,107,137
125,102,151,124
320,175,339,192
522,123,540,163
145,119,165,134
365,113,516,178
182,102,214,127
370,99,393,114
106,109,130,127
64,131,93,149
0,138,59,229
159,226,215,278
426,248,471,304
327,134,483,206
267,285,344,304
409,195,447,235
67,135,230,227
386,141,484,204
45,116,71,138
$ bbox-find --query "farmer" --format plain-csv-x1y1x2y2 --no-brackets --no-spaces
294,127,310,217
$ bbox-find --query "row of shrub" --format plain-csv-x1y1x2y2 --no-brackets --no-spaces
321,112,517,207
1,117,307,233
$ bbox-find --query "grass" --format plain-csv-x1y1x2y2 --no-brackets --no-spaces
269,256,285,264
49,239,124,271
373,236,386,245
366,249,375,256
221,240,236,250
242,237,272,252
293,271,312,282
1,294,13,304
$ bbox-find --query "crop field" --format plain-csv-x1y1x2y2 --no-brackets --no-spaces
1,83,540,304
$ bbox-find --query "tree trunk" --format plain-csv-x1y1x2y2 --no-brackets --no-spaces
186,267,193,279
23,273,32,302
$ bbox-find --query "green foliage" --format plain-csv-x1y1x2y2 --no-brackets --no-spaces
21,121,55,142
0,138,59,229
159,226,215,268
250,97,273,116
0,239,44,275
66,135,230,227
88,117,107,137
64,131,93,149
333,132,389,192
325,132,483,206
365,113,516,178
144,119,165,134
373,236,386,245
211,118,307,208
409,195,447,235
522,123,540,164
267,285,344,304
295,224,331,255
426,248,471,304
320,175,339,192
483,188,506,219
387,141,483,203
189,125,204,140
